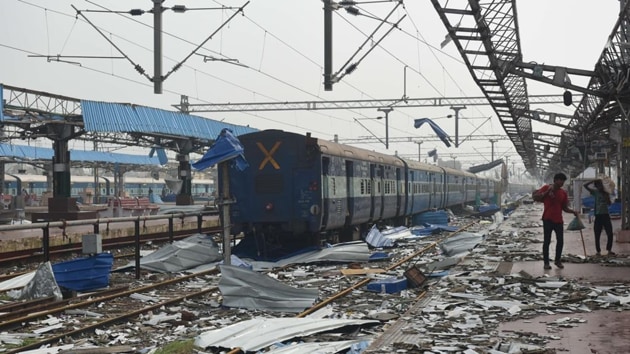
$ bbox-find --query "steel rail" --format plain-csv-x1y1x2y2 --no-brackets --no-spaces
225,221,477,354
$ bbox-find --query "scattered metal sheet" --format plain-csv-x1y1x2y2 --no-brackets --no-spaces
19,262,63,301
340,268,386,276
17,344,75,354
247,242,370,271
440,232,485,256
0,270,35,291
117,233,222,273
264,339,367,354
219,265,319,313
194,317,378,352
365,225,394,248
381,226,413,240
425,256,463,271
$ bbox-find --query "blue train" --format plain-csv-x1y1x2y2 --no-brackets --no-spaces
225,130,513,257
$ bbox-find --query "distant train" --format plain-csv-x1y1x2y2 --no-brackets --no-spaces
224,130,529,258
2,174,215,204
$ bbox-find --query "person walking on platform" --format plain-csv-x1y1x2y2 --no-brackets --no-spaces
583,179,615,256
533,173,579,270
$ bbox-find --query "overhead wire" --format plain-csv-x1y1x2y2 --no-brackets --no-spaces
6,0,370,141
9,0,504,160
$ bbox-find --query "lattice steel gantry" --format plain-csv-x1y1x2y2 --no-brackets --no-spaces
430,0,536,174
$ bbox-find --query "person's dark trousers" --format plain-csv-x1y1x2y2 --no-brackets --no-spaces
594,214,614,252
543,219,564,263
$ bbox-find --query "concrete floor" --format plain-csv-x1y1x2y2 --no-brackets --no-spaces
500,202,630,353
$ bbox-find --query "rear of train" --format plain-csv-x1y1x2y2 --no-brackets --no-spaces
226,130,324,257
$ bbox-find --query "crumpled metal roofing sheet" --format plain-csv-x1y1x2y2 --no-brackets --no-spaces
247,242,370,271
81,100,257,139
219,264,318,313
194,317,378,352
0,143,161,166
117,234,222,273
264,340,366,354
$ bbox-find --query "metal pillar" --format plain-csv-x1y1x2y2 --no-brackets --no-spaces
621,102,630,230
153,0,164,94
450,105,467,148
489,139,497,161
323,0,333,91
176,153,194,205
621,0,630,230
377,107,393,149
416,141,423,162
52,139,71,198
220,162,231,265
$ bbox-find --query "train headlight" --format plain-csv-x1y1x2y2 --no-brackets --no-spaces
265,203,274,211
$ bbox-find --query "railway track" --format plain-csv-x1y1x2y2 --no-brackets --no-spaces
0,226,222,267
0,216,488,353
0,211,222,268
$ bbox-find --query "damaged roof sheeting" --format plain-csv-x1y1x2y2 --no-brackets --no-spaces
264,340,368,354
439,232,485,257
219,265,319,313
194,318,378,352
117,234,222,273
246,242,371,271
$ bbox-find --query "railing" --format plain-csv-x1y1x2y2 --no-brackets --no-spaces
0,211,218,279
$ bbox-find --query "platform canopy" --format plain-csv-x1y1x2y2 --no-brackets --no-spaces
1,84,258,155
0,143,162,170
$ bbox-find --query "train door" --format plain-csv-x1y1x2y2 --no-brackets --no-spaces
407,170,415,215
322,157,331,228
345,160,354,226
376,165,384,220
430,171,439,208
369,164,376,221
436,170,447,208
395,167,402,217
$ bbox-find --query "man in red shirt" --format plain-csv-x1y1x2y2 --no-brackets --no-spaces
532,173,579,270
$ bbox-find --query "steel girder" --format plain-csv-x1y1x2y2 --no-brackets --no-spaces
175,94,572,113
431,0,536,174
548,1,630,179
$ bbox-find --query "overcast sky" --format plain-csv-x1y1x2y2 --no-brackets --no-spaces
0,0,621,172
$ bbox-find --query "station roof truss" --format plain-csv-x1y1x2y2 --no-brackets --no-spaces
546,1,630,178
431,0,630,179
0,84,257,156
430,0,537,174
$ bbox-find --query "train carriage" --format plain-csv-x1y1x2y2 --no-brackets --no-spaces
224,129,513,258
404,159,445,214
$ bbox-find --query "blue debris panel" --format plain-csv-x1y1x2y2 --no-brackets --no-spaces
52,253,114,292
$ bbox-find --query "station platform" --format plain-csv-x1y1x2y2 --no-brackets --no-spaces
500,203,630,353
366,201,630,354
